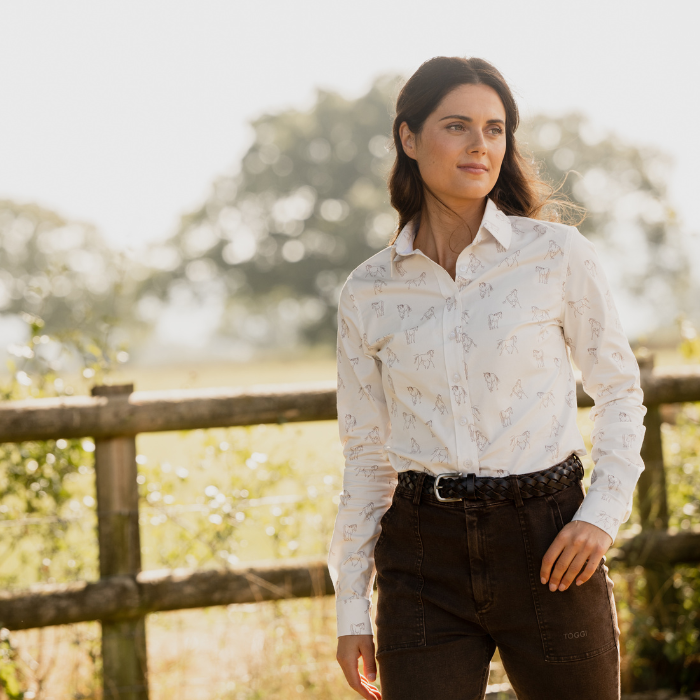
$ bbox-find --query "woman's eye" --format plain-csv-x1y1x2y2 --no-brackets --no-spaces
448,123,465,131
489,127,504,135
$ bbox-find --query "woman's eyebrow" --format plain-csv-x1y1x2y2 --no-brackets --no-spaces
438,114,505,125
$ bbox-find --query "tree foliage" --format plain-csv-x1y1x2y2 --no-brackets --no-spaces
0,201,130,333
134,75,402,351
133,75,691,352
517,114,690,315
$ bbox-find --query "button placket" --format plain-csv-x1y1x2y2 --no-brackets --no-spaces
454,262,480,472
440,287,462,469
445,317,476,471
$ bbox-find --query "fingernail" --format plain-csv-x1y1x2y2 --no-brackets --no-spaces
549,583,556,592
540,577,546,584
368,673,376,681
559,583,566,591
576,580,582,586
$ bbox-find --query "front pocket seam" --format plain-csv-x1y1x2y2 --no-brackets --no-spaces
546,494,565,532
602,562,620,648
377,638,425,655
414,498,426,648
543,638,617,663
516,505,551,660
375,502,397,551
542,564,616,662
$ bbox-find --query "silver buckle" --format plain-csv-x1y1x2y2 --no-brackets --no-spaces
434,473,463,502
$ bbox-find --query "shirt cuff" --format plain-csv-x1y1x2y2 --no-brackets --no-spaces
571,488,628,543
336,596,373,637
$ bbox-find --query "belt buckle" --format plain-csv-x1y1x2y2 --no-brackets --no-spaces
434,473,463,502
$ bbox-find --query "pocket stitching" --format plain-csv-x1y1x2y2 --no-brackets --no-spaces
540,560,617,662
375,501,397,551
522,492,617,663
375,496,426,654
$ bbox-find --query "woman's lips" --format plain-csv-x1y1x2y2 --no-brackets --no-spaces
459,165,488,174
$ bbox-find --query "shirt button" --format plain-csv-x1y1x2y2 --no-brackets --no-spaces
459,265,467,273
459,417,467,426
449,331,455,340
452,373,460,382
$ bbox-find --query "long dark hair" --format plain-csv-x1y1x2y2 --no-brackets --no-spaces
387,56,583,243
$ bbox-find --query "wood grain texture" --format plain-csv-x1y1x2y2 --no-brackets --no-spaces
0,381,339,442
0,558,334,630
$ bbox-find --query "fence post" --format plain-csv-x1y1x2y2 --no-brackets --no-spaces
635,353,676,626
92,383,149,700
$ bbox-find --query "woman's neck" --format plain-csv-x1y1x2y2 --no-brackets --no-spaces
413,195,488,280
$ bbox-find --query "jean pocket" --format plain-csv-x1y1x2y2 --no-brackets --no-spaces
375,495,426,654
526,489,618,663
533,562,618,662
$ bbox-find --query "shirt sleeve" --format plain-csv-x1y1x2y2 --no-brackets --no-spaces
562,227,647,542
327,278,397,637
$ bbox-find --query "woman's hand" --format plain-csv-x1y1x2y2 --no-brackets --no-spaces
540,520,613,591
337,634,381,699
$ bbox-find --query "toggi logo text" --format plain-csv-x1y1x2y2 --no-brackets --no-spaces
564,630,587,639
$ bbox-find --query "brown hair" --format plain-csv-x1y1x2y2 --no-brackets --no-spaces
387,56,583,243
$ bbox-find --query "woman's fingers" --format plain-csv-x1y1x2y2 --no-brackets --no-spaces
540,531,566,584
547,536,578,591
557,549,590,591
576,547,606,586
337,635,380,700
541,521,613,591
361,643,378,682
360,673,382,699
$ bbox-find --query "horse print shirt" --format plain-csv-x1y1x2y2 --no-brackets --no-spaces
328,196,646,637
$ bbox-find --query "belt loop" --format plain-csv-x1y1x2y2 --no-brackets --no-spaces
413,472,426,505
466,473,476,500
509,474,524,508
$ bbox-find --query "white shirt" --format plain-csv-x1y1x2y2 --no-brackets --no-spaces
328,196,647,637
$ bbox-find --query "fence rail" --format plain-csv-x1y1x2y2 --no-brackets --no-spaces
0,366,698,443
0,558,334,630
1,528,700,633
0,362,699,699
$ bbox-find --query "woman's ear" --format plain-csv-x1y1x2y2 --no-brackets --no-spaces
399,122,417,161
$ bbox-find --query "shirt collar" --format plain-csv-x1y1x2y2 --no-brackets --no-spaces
390,196,513,276
481,196,513,250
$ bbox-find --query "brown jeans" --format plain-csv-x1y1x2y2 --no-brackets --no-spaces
374,468,621,700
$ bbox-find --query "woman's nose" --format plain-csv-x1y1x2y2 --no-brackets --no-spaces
466,130,487,152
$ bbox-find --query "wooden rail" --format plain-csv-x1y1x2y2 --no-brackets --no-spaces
0,381,338,442
0,363,699,699
0,531,698,633
0,558,334,631
0,367,697,443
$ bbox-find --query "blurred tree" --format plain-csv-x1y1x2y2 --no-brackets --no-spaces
136,75,691,352
0,200,134,376
135,75,402,351
517,114,691,319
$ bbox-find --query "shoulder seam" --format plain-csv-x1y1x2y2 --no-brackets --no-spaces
349,250,393,279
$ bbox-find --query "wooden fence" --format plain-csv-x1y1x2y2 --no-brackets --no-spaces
0,358,699,699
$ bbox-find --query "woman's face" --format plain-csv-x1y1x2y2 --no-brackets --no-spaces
400,83,507,207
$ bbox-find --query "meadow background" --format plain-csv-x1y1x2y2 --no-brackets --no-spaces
1,1,700,697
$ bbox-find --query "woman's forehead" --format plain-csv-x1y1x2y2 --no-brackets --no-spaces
434,83,506,122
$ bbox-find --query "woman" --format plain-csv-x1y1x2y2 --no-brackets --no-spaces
329,56,646,700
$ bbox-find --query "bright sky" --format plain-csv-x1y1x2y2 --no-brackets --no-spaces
0,0,699,257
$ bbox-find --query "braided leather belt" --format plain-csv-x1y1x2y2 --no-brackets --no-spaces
397,453,584,503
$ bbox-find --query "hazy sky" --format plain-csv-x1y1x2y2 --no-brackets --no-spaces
0,0,698,255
